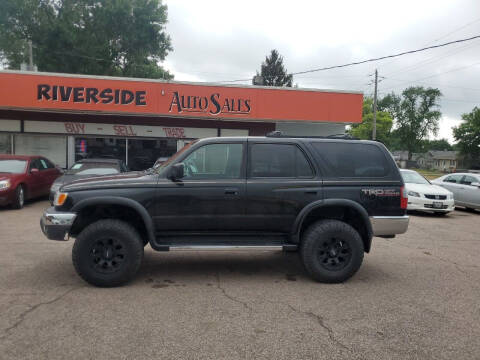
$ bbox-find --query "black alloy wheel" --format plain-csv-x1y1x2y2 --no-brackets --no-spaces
90,237,126,274
317,236,352,271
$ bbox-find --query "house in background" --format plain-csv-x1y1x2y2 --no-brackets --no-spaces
392,150,459,172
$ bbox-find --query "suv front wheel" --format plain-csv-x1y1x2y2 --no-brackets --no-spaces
301,219,364,283
72,219,144,287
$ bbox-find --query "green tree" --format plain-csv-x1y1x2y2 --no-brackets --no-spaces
0,0,173,79
256,49,293,87
453,107,480,167
348,97,393,145
419,138,453,152
380,87,442,159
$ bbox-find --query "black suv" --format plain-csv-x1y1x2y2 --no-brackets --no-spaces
41,135,409,287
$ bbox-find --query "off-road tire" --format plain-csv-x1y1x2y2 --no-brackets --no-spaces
300,219,364,283
72,219,144,287
12,185,25,209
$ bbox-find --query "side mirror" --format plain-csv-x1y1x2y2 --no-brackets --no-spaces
167,163,184,181
471,182,480,188
30,168,39,174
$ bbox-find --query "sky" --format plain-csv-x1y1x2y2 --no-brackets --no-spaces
162,0,480,142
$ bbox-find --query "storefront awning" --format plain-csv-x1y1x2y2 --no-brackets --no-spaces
0,71,362,124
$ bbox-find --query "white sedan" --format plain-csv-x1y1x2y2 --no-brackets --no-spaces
400,169,454,214
432,172,480,211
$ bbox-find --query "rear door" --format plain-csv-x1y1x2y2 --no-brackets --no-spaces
459,175,480,207
39,158,60,194
245,141,321,233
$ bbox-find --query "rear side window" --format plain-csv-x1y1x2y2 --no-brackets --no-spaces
249,144,314,178
311,142,390,178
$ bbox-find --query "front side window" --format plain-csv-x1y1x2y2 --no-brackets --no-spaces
249,144,314,178
182,143,243,179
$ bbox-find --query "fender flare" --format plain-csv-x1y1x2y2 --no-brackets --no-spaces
71,197,156,243
291,199,373,250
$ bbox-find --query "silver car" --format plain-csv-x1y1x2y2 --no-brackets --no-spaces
432,173,480,210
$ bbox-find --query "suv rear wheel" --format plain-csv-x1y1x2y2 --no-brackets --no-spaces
300,219,364,283
72,219,144,287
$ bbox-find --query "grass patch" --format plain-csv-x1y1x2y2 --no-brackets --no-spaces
412,168,444,180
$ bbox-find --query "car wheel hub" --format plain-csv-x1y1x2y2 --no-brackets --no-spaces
317,237,352,271
91,238,125,274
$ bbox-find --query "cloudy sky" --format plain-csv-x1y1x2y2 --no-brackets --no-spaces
162,0,480,141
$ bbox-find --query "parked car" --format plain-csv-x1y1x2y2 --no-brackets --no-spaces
399,169,454,215
50,158,128,203
0,154,61,209
432,173,480,211
41,135,409,287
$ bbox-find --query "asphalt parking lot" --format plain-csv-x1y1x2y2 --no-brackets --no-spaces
0,200,479,359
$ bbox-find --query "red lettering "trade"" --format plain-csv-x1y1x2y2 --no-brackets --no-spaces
163,127,185,138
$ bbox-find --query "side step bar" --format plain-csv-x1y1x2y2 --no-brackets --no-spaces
152,244,298,252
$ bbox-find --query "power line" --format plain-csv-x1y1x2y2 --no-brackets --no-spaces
218,34,480,83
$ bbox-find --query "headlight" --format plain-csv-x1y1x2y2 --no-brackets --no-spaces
408,191,420,197
54,192,68,206
0,179,11,190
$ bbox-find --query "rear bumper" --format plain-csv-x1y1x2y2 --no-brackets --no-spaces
40,207,76,241
370,216,409,236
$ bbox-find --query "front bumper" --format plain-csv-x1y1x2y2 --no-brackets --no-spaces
40,207,76,241
0,188,15,206
407,197,454,213
370,216,409,236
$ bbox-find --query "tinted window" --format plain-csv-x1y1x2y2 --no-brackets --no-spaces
42,158,55,169
249,144,314,178
183,143,243,179
311,142,389,178
443,174,463,183
30,159,45,171
462,175,478,185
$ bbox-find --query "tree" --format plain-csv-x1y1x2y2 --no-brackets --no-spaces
380,87,442,159
419,138,453,152
453,107,480,168
0,0,173,79
256,49,293,87
348,97,393,145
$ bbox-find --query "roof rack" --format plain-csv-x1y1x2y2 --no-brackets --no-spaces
265,131,359,140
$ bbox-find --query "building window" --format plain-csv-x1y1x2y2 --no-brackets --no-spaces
0,134,12,154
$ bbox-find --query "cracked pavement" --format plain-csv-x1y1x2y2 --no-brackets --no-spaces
1,200,479,359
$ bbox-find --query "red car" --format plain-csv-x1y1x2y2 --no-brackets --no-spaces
0,155,62,209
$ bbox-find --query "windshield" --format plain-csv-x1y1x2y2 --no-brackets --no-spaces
401,171,430,185
0,159,27,174
68,162,120,175
154,141,197,172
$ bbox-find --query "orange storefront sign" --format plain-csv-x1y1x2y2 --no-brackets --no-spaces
0,71,362,123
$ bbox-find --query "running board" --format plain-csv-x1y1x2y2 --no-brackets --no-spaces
151,243,298,252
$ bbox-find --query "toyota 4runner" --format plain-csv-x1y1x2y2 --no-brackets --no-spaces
40,135,409,287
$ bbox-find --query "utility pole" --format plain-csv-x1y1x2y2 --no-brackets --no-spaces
372,69,378,140
28,40,34,71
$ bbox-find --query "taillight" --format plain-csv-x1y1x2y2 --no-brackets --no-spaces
400,186,408,209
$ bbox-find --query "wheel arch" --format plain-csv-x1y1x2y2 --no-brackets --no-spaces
292,199,373,252
70,197,155,244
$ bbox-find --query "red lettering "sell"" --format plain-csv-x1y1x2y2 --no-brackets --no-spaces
163,127,185,138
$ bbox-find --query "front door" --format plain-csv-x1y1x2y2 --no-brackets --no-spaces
153,141,246,232
459,175,480,207
245,142,321,233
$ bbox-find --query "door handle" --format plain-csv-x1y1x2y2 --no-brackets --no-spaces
225,188,238,195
